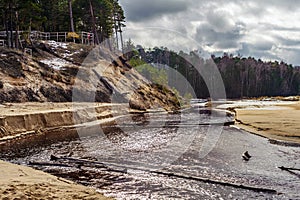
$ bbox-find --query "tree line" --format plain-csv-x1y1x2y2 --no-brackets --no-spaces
125,43,300,99
0,0,125,48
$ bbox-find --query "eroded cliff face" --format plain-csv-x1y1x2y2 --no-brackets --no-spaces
0,41,180,111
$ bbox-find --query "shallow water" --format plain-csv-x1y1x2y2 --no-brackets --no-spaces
2,108,300,199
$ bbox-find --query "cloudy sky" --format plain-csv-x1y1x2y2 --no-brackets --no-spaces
119,0,300,65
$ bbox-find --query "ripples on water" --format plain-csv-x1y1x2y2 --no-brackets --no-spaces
2,109,300,199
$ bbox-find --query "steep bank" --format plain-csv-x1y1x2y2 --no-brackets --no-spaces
0,41,181,153
0,102,126,151
0,41,179,111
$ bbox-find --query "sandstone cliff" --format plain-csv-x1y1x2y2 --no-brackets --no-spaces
0,41,180,111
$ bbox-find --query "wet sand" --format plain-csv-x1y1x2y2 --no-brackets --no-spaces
0,102,119,199
0,160,112,199
234,101,300,144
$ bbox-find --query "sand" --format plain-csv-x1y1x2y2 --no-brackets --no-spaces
0,103,118,199
234,101,300,144
1,100,299,199
0,160,112,200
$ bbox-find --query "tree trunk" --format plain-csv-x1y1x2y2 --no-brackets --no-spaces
112,3,119,49
4,10,10,48
28,18,33,45
68,0,75,32
118,20,124,53
15,10,19,49
68,0,75,42
89,0,99,45
9,3,13,48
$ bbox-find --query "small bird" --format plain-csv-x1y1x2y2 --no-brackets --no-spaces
242,151,251,161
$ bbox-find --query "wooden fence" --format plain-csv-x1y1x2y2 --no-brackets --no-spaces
0,31,94,47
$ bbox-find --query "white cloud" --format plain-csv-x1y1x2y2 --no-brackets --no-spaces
119,0,300,65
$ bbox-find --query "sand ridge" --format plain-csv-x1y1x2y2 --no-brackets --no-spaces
234,101,300,144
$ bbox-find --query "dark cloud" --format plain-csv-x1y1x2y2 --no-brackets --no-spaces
195,12,245,49
196,26,239,49
237,43,282,65
120,0,188,22
249,41,274,51
275,36,300,47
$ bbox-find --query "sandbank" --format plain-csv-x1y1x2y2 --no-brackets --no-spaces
234,101,300,144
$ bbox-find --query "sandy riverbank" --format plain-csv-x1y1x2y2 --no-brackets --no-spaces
0,102,122,199
0,160,112,199
233,101,300,144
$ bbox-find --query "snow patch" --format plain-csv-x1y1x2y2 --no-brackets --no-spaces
40,58,70,70
62,50,80,59
45,40,68,49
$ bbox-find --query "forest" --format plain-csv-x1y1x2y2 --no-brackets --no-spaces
0,0,125,47
126,44,300,99
1,1,299,99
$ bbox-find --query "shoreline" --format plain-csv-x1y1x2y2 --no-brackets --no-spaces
0,160,112,199
0,102,124,200
0,102,174,199
232,101,300,145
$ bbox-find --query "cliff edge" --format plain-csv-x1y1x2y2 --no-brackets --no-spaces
0,41,180,111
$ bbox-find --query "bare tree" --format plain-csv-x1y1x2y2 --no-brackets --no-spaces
89,0,99,44
68,0,75,32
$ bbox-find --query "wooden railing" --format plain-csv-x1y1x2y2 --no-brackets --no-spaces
0,31,94,47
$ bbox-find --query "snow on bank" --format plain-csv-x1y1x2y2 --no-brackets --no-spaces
43,40,82,59
40,57,70,70
46,40,68,49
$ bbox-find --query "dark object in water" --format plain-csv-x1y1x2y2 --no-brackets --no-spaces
242,151,251,161
278,166,300,178
278,166,300,172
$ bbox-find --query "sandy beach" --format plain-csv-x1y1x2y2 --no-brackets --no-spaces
0,103,119,199
234,101,300,144
0,160,112,199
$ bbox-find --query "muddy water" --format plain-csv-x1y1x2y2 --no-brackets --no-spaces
1,108,299,199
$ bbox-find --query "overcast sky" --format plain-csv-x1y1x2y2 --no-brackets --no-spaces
119,0,300,65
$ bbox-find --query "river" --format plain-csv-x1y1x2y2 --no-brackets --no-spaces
1,107,299,199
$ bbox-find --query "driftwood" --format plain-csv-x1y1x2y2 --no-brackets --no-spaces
50,155,277,194
117,121,235,129
278,166,300,172
50,155,127,173
28,161,73,168
152,171,277,194
278,166,300,179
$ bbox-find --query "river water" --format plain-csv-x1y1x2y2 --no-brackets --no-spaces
1,107,299,199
